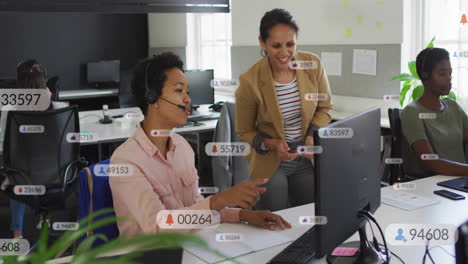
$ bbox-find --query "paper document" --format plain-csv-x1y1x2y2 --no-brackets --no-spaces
185,224,292,263
321,52,342,76
352,49,377,76
381,188,440,211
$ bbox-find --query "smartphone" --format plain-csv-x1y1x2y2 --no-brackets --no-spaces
102,104,109,118
434,190,465,200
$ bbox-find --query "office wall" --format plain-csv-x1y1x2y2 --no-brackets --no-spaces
231,0,403,99
148,14,187,63
0,13,148,91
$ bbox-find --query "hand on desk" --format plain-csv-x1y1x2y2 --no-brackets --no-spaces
239,210,292,231
210,178,268,211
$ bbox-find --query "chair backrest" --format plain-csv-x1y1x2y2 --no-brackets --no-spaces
4,106,80,188
78,159,119,247
388,108,413,183
212,102,249,191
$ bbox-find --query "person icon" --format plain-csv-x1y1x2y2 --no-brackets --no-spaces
322,129,329,137
99,166,106,175
219,234,224,241
395,228,407,243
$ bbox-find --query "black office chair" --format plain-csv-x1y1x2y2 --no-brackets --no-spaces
0,106,82,251
387,108,413,184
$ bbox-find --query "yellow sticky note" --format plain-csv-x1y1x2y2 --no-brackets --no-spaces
357,15,364,24
343,0,350,8
346,28,352,38
376,21,383,31
376,0,384,3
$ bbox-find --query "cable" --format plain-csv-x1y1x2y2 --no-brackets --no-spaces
79,114,102,120
361,211,390,264
428,246,455,258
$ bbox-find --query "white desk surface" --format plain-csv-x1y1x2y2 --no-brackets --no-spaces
181,175,466,264
79,106,218,144
46,177,466,264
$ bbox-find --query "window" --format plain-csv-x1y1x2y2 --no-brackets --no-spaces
186,13,232,79
423,0,468,102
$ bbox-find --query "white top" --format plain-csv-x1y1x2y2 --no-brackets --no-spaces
275,79,302,142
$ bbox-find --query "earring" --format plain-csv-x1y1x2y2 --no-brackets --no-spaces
260,49,267,57
155,104,159,109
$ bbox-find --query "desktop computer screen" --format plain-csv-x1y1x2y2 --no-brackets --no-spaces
315,107,382,261
184,70,214,106
87,60,120,88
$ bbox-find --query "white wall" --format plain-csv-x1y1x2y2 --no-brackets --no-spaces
232,0,403,46
148,13,187,48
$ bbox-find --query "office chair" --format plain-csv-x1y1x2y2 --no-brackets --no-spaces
212,102,250,191
78,159,119,248
0,106,82,252
387,108,413,184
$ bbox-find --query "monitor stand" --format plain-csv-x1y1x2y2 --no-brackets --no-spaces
327,220,390,264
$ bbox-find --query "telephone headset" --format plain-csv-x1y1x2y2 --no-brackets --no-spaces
144,60,187,111
420,47,435,81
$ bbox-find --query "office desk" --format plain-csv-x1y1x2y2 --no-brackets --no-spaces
79,106,218,160
181,175,466,264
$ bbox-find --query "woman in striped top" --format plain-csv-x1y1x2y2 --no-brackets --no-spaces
235,9,333,211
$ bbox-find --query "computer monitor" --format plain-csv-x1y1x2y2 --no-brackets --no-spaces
184,70,214,106
87,60,120,88
314,107,384,263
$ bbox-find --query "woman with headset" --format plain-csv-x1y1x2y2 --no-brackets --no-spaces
108,52,291,235
401,47,468,177
235,9,333,211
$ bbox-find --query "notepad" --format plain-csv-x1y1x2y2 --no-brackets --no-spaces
381,188,440,211
184,224,293,263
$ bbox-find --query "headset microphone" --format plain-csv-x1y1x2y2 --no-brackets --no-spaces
159,97,187,111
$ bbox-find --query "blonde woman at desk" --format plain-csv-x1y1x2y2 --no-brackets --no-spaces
235,9,333,211
401,47,468,177
109,52,291,235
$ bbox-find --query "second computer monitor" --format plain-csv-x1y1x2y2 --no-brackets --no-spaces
184,70,214,105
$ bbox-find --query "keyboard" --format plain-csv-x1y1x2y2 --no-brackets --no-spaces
268,226,319,264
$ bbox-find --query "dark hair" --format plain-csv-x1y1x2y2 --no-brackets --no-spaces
131,52,184,115
416,47,450,81
16,59,47,88
259,8,299,42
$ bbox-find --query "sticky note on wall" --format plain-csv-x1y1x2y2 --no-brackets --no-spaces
346,28,352,38
376,21,383,31
343,0,349,8
357,15,364,24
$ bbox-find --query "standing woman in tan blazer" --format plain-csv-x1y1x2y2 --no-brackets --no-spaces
235,9,333,211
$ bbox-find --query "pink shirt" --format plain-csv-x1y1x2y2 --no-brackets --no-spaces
109,124,240,235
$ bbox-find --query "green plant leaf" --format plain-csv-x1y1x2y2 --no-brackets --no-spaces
426,36,436,48
391,73,416,81
400,82,412,107
448,91,457,100
408,61,420,80
412,85,424,101
75,234,109,256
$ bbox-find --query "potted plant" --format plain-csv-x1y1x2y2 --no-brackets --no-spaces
392,37,457,107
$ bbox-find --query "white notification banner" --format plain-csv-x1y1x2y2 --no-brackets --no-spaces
151,129,173,137
393,182,416,190
385,158,403,164
0,239,30,256
0,89,50,111
156,210,221,229
93,164,135,177
199,186,219,194
298,216,328,225
53,222,79,231
216,233,243,242
125,113,144,120
13,185,46,195
19,125,45,133
66,131,99,143
289,60,318,70
385,224,458,246
318,127,354,138
304,93,328,101
205,142,251,156
383,95,400,101
296,146,323,154
421,154,439,160
210,79,239,90
419,113,437,119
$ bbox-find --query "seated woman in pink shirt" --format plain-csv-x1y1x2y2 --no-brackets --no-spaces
109,52,291,235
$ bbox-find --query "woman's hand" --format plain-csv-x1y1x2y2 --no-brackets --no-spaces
264,138,299,162
300,136,315,166
239,210,292,230
210,178,268,211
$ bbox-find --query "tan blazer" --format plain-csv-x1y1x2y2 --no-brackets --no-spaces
235,51,333,179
